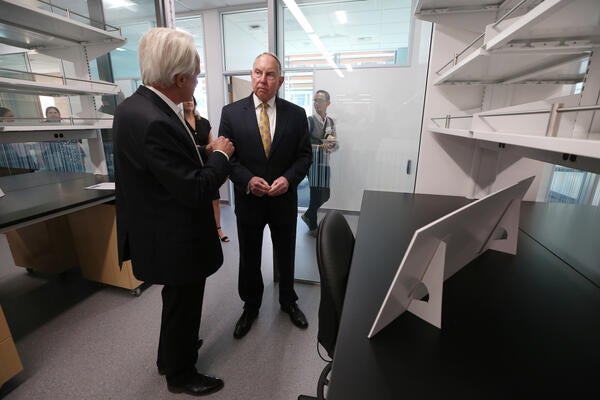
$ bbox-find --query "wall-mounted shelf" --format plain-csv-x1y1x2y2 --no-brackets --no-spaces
429,93,600,174
0,1,124,176
415,0,504,21
416,0,600,204
0,0,125,50
435,47,589,85
0,129,101,144
431,125,600,160
0,76,120,97
431,125,600,174
485,0,600,51
1,120,113,132
434,0,599,85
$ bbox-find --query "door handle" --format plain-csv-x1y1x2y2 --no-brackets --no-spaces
406,159,412,175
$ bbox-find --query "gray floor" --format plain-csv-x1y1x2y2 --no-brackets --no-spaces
0,204,357,400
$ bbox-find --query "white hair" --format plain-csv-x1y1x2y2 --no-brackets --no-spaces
138,28,198,87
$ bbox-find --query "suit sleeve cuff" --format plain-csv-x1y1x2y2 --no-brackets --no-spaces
214,149,229,161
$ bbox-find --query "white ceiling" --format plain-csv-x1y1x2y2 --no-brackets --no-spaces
1,0,416,77
174,0,263,14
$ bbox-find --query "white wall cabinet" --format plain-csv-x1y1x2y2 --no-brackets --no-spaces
0,0,125,175
415,0,600,200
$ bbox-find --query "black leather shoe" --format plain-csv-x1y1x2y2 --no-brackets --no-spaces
233,309,258,339
281,303,308,329
167,372,224,396
157,339,203,375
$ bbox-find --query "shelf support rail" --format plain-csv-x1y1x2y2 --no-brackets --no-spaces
37,0,122,36
431,115,473,128
491,0,529,29
0,68,118,89
435,0,533,76
432,104,600,132
435,33,485,75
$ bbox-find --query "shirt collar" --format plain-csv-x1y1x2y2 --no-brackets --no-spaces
314,112,327,123
253,93,276,110
146,85,182,117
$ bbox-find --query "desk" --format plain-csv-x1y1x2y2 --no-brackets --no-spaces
0,171,114,233
327,192,600,399
0,171,140,291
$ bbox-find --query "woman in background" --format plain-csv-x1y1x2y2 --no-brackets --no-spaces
0,107,14,122
183,97,230,242
45,106,61,122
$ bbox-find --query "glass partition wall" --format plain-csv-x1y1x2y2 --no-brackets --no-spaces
278,0,432,213
214,0,432,281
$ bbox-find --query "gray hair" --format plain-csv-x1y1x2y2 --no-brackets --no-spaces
138,28,198,87
254,52,282,75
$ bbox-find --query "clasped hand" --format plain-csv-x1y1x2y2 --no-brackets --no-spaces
249,176,289,197
206,136,235,158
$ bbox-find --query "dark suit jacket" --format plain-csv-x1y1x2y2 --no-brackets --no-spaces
218,94,311,224
113,86,231,285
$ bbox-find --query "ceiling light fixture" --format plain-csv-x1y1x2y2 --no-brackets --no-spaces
284,0,343,78
309,34,344,78
335,10,347,24
283,0,314,33
104,0,136,9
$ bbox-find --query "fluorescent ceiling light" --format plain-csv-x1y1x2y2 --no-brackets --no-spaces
104,0,136,9
309,34,344,78
283,0,314,33
335,10,347,24
284,0,343,77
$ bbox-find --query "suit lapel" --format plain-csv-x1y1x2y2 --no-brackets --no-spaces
137,86,200,161
270,97,288,156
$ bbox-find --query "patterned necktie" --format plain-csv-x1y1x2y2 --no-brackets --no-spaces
259,102,271,157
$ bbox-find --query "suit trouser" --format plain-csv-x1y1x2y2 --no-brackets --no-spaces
157,282,205,384
237,219,298,311
305,186,331,229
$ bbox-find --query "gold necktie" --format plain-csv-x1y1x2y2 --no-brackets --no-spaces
259,102,271,157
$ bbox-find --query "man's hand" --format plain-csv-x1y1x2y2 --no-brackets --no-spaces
249,176,271,197
211,136,235,158
268,176,289,197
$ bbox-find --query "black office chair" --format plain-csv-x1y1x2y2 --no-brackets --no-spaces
299,210,355,400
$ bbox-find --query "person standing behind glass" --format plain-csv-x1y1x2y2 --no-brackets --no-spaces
45,106,61,122
301,90,337,234
0,107,14,122
183,96,230,242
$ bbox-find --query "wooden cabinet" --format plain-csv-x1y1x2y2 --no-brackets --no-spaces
0,305,22,386
5,216,78,274
68,204,143,292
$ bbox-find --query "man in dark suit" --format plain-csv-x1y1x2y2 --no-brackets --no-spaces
113,28,234,396
219,52,312,339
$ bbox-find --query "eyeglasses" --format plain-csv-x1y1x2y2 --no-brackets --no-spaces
313,98,327,103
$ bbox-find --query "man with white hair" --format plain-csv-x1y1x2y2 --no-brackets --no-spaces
113,27,234,396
